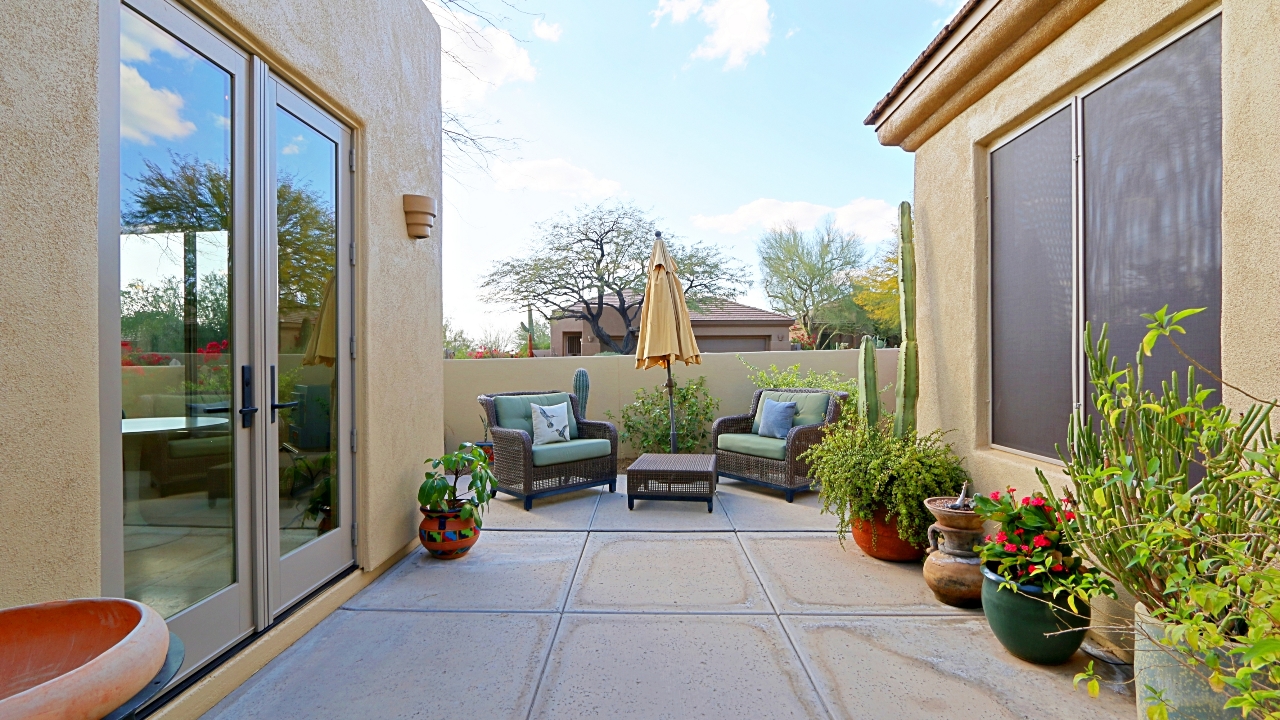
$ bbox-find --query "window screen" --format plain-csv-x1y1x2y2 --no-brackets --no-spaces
1083,17,1222,401
990,107,1074,458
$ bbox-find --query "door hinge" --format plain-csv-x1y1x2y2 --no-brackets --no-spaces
349,336,356,359
350,428,357,453
349,148,355,172
349,241,355,266
351,520,358,547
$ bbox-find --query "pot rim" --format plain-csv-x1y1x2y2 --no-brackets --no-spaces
925,496,978,514
981,563,1048,595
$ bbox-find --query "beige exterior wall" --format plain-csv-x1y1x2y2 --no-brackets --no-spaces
902,0,1280,496
0,0,442,607
443,349,899,457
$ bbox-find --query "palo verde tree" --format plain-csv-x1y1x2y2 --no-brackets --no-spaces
757,218,867,343
480,202,749,355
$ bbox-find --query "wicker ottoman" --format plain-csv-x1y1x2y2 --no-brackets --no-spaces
626,453,717,513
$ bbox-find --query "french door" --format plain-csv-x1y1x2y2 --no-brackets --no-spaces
114,0,354,684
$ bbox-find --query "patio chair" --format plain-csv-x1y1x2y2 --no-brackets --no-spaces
478,390,618,510
712,388,847,502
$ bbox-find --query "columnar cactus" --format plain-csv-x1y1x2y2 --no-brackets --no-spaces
893,201,919,440
857,335,879,428
573,368,590,417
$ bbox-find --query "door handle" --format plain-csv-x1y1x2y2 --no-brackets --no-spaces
239,365,258,428
269,365,300,423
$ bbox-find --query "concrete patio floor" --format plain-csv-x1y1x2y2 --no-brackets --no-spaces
203,477,1135,719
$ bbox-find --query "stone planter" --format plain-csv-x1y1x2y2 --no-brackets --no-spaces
1134,603,1237,719
851,506,925,562
418,506,480,559
921,496,983,608
981,565,1089,665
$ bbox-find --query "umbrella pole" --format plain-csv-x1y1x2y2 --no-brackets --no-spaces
666,361,677,454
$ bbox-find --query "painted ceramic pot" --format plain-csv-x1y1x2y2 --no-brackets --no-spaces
981,565,1089,665
419,506,480,559
921,497,984,608
851,506,926,562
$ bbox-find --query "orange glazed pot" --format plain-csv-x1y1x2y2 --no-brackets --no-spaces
851,506,926,562
419,506,480,559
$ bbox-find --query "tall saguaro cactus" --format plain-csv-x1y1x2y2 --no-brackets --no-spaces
893,201,919,439
857,335,879,428
573,368,591,417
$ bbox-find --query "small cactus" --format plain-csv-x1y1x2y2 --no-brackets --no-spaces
573,368,590,417
857,335,879,428
893,201,918,439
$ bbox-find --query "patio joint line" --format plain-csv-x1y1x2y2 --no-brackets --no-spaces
522,527,592,720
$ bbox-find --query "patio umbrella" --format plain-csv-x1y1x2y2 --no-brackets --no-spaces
634,231,701,453
302,275,337,367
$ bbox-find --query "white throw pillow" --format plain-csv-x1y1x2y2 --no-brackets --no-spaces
531,402,571,446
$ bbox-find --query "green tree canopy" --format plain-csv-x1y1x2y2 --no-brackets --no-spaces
757,219,867,340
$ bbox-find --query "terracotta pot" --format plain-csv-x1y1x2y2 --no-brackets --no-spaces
418,506,480,559
0,598,169,720
851,506,926,562
921,497,984,607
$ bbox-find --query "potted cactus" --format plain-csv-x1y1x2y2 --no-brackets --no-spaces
417,443,497,560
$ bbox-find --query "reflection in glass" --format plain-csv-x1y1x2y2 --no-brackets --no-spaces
120,5,235,618
274,107,339,556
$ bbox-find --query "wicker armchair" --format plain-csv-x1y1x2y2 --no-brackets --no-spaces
478,390,618,510
712,388,847,502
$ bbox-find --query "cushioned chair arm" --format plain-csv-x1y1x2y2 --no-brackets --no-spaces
577,419,617,444
712,414,754,444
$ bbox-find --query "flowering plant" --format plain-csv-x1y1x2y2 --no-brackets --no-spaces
120,340,172,367
974,487,1114,613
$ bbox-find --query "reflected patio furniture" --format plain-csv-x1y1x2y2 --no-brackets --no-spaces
711,388,847,503
123,400,232,498
478,391,617,510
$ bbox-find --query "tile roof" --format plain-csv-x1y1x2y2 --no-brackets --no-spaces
688,299,793,325
865,0,984,126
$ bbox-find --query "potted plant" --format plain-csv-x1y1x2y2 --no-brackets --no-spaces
418,443,497,560
1044,308,1280,718
475,413,494,465
303,475,334,532
807,411,968,562
973,487,1114,665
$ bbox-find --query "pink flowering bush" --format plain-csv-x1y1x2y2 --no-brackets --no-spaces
974,487,1114,613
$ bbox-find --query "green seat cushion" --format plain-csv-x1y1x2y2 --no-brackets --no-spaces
168,435,232,459
531,438,611,467
717,433,787,461
493,393,579,439
751,391,830,433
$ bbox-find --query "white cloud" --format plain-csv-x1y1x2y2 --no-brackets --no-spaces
653,0,772,70
532,18,562,42
121,9,192,64
434,5,536,108
931,0,967,28
493,158,622,200
692,197,897,242
120,64,196,145
281,135,305,155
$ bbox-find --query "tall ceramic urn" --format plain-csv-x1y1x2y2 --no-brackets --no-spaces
922,496,984,608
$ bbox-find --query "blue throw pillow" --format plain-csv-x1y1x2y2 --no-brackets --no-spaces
758,398,797,439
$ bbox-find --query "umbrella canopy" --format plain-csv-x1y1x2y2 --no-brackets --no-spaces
634,233,701,370
302,275,337,367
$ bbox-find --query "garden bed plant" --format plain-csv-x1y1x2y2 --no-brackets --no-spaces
608,376,719,454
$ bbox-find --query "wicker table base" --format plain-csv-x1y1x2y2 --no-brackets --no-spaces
626,453,717,513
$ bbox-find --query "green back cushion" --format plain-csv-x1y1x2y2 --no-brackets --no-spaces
751,391,830,433
493,393,578,439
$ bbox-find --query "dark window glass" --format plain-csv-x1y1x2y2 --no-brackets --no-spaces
1083,17,1222,400
990,107,1074,458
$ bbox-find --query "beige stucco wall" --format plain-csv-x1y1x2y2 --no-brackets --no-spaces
443,349,899,457
907,0,1280,497
0,0,442,608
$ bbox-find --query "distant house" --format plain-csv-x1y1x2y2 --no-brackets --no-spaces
550,297,794,356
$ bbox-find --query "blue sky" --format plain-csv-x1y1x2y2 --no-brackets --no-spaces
440,0,962,339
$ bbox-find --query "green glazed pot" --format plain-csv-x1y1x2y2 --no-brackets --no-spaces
981,565,1090,665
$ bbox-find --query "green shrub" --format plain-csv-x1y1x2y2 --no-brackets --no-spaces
739,358,859,397
805,412,968,547
609,376,719,454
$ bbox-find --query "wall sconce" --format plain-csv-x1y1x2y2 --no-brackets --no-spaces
403,194,437,239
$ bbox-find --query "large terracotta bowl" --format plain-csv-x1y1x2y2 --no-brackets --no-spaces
851,506,926,562
0,598,169,720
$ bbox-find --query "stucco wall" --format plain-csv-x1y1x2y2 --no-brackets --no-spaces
443,349,899,457
0,0,104,606
907,0,1279,497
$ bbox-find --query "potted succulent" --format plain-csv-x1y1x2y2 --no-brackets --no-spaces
974,487,1114,665
1044,309,1280,718
807,411,968,562
418,443,497,560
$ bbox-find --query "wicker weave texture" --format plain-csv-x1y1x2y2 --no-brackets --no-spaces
627,453,717,497
711,388,847,494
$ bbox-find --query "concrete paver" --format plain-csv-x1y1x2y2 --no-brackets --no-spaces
589,476,733,532
716,479,837,531
483,486,603,530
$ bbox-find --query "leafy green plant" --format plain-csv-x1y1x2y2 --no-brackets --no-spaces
608,376,719,454
1042,307,1280,718
419,443,497,526
806,411,968,547
739,358,859,396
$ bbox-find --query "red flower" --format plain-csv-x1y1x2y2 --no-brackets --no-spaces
1028,565,1039,573
1013,528,1023,536
1021,544,1031,553
1033,534,1051,548
994,531,1007,543
1029,496,1046,507
989,491,1001,500
1063,511,1076,521
1020,496,1031,506
1003,543,1018,553
1051,563,1065,572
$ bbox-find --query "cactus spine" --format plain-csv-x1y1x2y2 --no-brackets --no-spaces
893,201,918,439
573,368,590,417
857,335,879,428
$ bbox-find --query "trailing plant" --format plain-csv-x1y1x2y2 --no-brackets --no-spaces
608,376,719,454
973,487,1114,613
1042,307,1280,719
738,358,859,397
419,443,497,526
806,411,968,547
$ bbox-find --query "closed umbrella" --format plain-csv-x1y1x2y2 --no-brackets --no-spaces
302,276,337,367
634,231,701,453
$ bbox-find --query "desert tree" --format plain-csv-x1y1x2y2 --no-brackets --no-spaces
757,219,867,342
